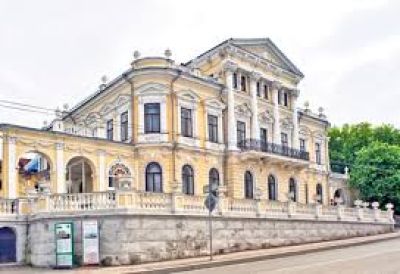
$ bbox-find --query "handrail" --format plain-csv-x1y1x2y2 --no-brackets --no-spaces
238,139,310,161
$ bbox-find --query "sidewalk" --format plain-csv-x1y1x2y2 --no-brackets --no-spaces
2,231,399,274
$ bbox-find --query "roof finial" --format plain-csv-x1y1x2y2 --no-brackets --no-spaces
133,50,140,60
164,48,172,59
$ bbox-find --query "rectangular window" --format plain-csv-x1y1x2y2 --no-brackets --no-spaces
281,133,289,155
181,107,193,137
208,114,218,143
284,92,289,107
315,143,322,164
260,128,267,143
300,138,306,152
278,90,282,105
237,121,246,147
144,103,161,133
264,84,269,100
106,119,113,140
256,82,261,97
233,72,238,89
120,111,128,141
241,76,247,92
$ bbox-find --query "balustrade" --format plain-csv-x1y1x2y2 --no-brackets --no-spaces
0,199,18,215
0,193,394,225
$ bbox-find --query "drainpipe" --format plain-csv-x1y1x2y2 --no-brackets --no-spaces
122,73,135,144
170,70,182,189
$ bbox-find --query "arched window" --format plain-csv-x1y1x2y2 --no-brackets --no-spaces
208,168,219,196
268,175,277,200
146,162,162,192
108,163,132,189
289,178,297,202
316,183,323,204
244,171,253,199
182,165,194,195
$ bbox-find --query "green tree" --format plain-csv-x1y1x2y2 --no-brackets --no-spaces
329,123,400,170
350,142,400,213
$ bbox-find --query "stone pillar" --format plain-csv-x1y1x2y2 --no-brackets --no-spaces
56,143,65,193
315,204,322,219
224,61,238,150
250,72,261,141
292,89,300,149
7,136,17,199
98,150,106,191
271,81,281,145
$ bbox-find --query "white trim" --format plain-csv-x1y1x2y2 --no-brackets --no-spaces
7,137,17,199
56,143,65,193
98,151,106,191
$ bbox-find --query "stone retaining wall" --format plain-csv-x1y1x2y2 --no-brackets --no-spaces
25,213,393,267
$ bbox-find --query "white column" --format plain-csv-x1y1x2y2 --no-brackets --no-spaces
98,150,106,191
56,143,65,193
82,161,86,193
7,136,17,199
272,81,281,145
224,61,238,150
250,72,261,140
292,90,300,149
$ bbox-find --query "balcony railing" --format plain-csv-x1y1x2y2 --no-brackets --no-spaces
238,139,310,161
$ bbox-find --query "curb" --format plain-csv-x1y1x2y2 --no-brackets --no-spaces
128,232,400,274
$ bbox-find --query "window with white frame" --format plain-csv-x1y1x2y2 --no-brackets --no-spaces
181,107,193,137
208,114,218,143
106,119,113,140
120,111,129,141
144,103,161,133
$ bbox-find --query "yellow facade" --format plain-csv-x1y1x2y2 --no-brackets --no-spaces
0,38,336,205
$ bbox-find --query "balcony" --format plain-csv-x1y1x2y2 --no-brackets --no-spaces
238,139,310,161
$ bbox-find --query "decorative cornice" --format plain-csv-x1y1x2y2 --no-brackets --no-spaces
223,61,238,72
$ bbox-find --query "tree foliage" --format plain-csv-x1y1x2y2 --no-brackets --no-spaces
328,123,400,212
350,142,400,213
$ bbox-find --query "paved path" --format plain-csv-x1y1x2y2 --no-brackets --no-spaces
183,237,400,274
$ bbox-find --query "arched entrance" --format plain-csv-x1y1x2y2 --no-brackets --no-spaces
0,227,16,263
17,151,52,195
334,188,345,205
66,157,94,193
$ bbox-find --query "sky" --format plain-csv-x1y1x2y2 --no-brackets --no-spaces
0,0,399,128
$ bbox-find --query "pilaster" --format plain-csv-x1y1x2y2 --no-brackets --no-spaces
292,89,300,149
272,81,282,145
250,72,261,141
56,143,65,193
7,136,17,199
224,61,238,150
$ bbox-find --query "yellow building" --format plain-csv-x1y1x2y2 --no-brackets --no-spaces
0,38,343,205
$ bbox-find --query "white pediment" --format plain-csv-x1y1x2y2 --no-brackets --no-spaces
85,112,101,126
235,103,252,118
280,116,294,130
204,98,226,110
299,125,311,137
115,94,130,107
258,110,274,124
136,82,169,96
99,103,114,116
176,89,201,103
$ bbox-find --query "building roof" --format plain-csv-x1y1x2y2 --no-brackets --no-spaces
185,38,304,78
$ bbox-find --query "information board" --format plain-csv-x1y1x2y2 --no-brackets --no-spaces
55,222,74,268
82,220,100,265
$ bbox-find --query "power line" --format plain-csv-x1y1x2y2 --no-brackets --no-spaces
0,99,58,112
0,103,55,115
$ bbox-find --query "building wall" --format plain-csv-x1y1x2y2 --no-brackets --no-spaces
25,213,393,267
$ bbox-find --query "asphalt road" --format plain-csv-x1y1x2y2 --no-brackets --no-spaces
180,237,400,274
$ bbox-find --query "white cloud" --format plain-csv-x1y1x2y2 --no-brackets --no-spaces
0,0,398,127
